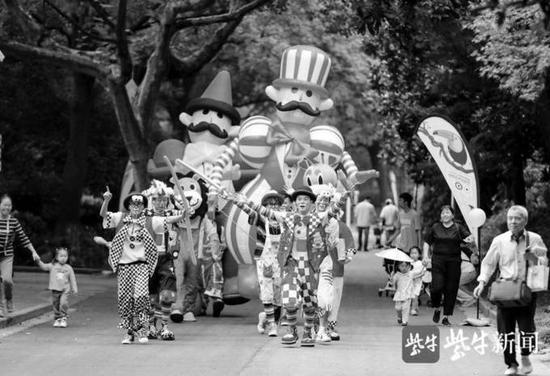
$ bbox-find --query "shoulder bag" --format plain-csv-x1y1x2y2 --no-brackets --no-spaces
488,232,532,308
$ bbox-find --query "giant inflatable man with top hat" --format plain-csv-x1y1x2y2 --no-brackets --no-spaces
210,46,376,293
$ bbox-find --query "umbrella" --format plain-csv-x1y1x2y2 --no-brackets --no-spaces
375,248,413,263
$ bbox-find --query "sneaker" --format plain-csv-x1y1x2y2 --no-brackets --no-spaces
170,309,184,323
402,322,408,326
160,325,175,341
519,356,533,375
59,317,67,328
441,317,451,326
504,365,518,375
257,312,267,334
147,325,159,340
397,318,402,325
432,309,441,323
183,312,196,322
327,322,340,341
411,309,418,316
315,328,332,345
121,330,134,345
300,328,315,347
266,322,278,337
281,326,298,345
6,300,14,313
212,299,224,318
53,319,61,327
136,328,149,344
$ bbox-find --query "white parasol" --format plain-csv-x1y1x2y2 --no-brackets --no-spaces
375,248,413,263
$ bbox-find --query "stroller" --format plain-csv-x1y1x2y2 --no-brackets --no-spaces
378,258,397,297
376,246,411,298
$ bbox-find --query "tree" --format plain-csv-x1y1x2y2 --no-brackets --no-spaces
0,0,272,194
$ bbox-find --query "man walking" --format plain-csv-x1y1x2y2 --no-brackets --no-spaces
473,205,548,376
379,198,399,247
354,196,376,252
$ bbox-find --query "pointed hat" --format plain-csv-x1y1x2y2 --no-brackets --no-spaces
185,70,241,124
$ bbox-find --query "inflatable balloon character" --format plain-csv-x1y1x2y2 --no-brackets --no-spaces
147,70,242,201
209,46,378,297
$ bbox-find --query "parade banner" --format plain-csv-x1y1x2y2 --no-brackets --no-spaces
416,115,481,241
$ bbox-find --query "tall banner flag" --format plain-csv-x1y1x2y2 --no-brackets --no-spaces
415,115,481,243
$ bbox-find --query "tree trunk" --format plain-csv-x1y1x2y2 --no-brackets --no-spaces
55,73,95,235
107,79,150,191
510,126,526,205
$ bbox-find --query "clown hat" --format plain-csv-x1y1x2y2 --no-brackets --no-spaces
261,190,284,205
290,186,317,202
123,192,148,210
272,45,332,98
185,70,241,124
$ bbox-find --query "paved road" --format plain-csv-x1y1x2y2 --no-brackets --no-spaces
1,250,549,376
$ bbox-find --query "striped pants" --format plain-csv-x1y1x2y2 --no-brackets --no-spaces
117,263,150,330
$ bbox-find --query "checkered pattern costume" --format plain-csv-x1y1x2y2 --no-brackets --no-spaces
104,212,164,330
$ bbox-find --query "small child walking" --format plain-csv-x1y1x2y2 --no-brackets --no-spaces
392,261,413,326
409,246,426,316
34,247,78,328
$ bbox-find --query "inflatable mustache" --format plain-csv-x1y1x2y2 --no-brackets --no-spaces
188,121,228,139
276,100,321,116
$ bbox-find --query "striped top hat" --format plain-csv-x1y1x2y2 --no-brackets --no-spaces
273,45,332,98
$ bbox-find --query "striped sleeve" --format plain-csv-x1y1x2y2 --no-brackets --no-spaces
13,219,31,248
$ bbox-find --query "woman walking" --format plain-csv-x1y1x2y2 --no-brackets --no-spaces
425,205,476,325
0,194,38,316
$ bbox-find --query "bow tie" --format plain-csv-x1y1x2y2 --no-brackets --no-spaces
266,121,319,165
511,232,525,243
123,215,145,226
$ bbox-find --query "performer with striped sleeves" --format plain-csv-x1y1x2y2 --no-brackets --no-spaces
0,194,38,316
235,190,284,337
100,189,186,344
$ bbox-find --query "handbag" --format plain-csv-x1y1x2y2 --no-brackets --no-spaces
488,232,532,308
526,257,549,292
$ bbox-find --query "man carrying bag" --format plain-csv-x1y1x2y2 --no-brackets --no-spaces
473,205,548,376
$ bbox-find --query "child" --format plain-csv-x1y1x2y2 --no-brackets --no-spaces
409,246,425,316
392,261,413,326
34,247,78,328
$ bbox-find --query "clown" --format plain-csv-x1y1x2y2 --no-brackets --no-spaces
234,190,284,337
141,180,179,340
232,186,340,347
211,46,376,276
312,184,356,344
100,190,186,344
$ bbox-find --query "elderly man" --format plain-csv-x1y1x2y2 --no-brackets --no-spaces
473,205,548,376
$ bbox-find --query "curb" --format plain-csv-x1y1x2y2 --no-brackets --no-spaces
14,266,113,275
0,303,52,329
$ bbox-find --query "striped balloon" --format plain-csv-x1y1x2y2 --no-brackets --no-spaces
310,125,345,167
238,115,273,169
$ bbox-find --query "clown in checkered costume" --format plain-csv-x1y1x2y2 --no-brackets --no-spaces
234,186,338,347
100,188,186,344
